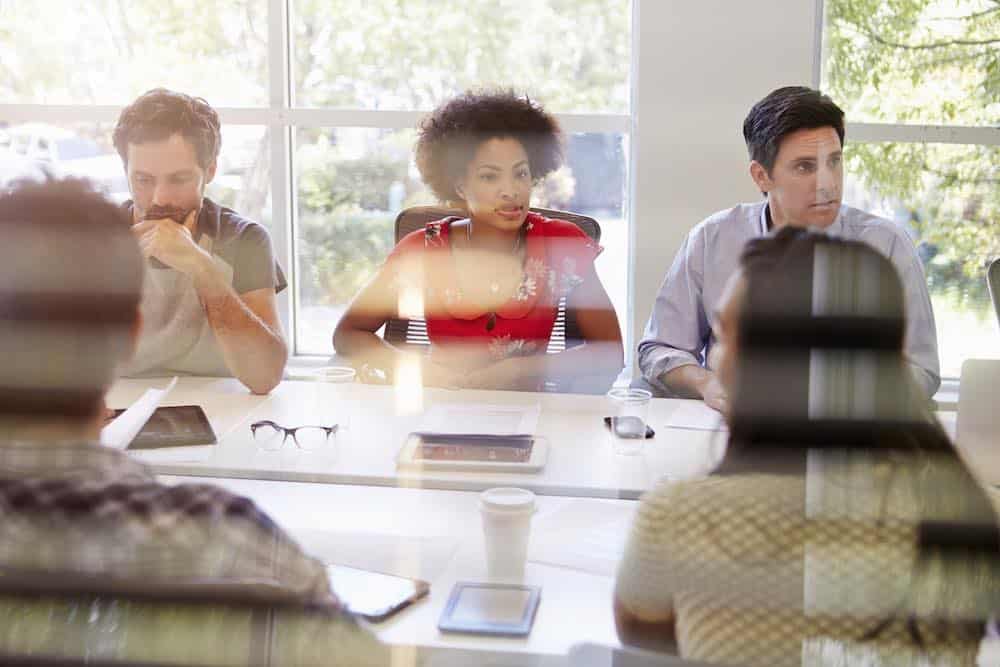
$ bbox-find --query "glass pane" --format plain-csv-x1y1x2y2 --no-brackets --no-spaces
293,427,331,450
842,142,1000,378
292,0,631,113
823,0,1000,126
252,422,286,451
0,120,271,227
293,127,628,356
206,125,273,229
0,120,126,199
0,1,268,106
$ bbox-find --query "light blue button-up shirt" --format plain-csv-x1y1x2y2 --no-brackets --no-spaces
638,201,941,396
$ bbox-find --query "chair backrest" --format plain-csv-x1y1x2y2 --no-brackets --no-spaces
957,358,1000,487
989,258,999,331
567,642,718,665
0,569,379,666
387,206,602,355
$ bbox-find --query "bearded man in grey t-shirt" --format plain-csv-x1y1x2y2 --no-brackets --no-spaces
113,88,287,393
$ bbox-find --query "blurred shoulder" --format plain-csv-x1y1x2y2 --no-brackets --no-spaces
533,213,591,240
839,204,918,249
688,202,764,246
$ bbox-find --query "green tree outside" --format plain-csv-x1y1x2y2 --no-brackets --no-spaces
824,0,999,311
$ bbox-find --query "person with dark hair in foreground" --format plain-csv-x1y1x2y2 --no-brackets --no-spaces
113,88,287,394
638,86,940,409
334,90,623,391
616,227,998,666
0,178,387,665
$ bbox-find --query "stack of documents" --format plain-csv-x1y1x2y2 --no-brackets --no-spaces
415,403,540,438
399,403,546,472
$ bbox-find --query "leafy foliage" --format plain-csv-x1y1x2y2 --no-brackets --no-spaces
824,0,999,312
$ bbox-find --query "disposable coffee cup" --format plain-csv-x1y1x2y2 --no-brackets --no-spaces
480,487,536,581
607,387,652,455
286,365,357,383
312,366,357,383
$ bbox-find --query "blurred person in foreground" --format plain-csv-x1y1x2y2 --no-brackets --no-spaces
334,90,623,391
615,227,998,666
114,88,287,393
0,178,387,665
638,86,939,411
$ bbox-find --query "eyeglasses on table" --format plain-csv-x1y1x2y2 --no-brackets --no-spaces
250,420,339,451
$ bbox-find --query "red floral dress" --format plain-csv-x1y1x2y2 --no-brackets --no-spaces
385,212,602,363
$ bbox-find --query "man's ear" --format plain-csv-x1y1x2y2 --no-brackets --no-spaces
453,182,465,201
749,161,772,195
205,160,217,185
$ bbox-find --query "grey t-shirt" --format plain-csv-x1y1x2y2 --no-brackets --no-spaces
123,198,287,378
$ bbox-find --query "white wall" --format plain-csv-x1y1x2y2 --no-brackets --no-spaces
628,0,822,369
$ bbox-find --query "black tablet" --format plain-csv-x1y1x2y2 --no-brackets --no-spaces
438,582,541,636
113,405,217,450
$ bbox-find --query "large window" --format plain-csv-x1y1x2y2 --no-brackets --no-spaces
822,0,1000,378
0,0,632,358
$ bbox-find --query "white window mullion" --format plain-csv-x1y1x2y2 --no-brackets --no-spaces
267,0,295,351
847,122,1000,147
281,108,630,134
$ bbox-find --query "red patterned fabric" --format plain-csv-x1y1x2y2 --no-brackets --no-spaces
386,212,601,361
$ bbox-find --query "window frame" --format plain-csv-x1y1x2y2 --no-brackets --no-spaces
816,0,1000,385
0,0,633,360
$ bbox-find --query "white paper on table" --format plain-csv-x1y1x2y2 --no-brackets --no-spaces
127,445,214,464
296,530,460,584
417,403,540,436
100,377,178,450
527,501,637,577
663,400,728,432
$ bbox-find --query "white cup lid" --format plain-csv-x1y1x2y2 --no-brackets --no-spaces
480,487,536,513
313,366,357,382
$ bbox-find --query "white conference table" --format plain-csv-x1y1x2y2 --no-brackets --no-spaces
158,475,632,658
115,376,978,661
108,376,726,500
106,376,701,658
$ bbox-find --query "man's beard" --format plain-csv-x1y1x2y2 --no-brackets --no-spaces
141,204,192,224
141,204,198,269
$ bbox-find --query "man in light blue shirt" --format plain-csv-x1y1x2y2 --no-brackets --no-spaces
638,87,939,409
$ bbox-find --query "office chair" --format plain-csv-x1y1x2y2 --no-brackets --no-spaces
0,568,373,666
989,257,999,331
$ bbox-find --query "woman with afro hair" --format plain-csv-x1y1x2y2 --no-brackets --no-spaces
334,90,623,391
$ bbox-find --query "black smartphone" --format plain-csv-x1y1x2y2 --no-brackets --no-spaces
112,405,217,449
326,564,429,622
603,416,655,439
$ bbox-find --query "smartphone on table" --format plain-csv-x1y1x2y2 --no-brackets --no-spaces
325,564,429,622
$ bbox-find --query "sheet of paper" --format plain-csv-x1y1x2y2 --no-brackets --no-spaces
527,501,636,577
100,377,178,450
417,403,540,436
663,400,728,432
296,530,459,584
127,445,214,464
